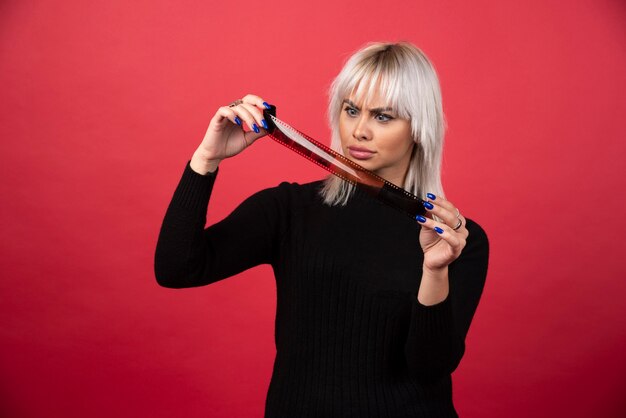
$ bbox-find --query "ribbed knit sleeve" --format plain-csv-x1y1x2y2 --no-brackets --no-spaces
154,161,290,289
404,219,489,379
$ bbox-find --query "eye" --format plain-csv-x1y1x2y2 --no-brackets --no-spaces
343,106,358,117
375,113,394,122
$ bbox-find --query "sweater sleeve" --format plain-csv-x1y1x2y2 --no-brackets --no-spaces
154,161,290,288
403,218,489,379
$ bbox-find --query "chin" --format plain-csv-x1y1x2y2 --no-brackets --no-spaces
355,161,382,174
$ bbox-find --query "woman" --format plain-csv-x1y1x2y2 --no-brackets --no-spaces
155,41,489,417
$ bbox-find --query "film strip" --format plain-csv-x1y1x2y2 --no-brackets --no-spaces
262,105,426,220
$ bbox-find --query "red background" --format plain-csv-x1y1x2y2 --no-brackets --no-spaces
1,1,625,417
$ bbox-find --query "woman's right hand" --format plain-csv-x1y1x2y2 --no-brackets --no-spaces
190,94,272,174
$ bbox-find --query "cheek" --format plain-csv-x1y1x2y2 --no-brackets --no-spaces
338,120,351,147
379,129,412,148
380,129,413,155
392,126,414,153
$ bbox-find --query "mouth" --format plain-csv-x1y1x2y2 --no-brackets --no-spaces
347,146,376,160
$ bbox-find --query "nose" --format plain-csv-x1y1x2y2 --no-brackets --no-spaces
352,114,371,141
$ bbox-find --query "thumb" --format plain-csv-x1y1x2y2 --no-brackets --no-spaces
244,128,269,146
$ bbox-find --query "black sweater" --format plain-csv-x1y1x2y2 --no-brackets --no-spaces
155,161,489,418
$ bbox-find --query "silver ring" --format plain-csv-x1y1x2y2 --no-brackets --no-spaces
228,99,243,108
453,218,463,230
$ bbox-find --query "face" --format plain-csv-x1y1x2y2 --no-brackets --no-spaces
338,90,415,187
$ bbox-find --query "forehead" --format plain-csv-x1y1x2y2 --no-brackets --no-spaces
346,92,388,108
344,89,395,114
345,76,393,107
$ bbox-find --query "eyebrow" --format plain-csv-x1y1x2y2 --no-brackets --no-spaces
342,99,393,113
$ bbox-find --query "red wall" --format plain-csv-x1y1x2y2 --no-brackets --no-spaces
1,1,625,417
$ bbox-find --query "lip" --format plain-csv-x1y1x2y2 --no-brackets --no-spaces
347,146,376,160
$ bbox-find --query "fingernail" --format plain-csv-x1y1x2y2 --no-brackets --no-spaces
426,193,436,200
235,116,242,126
263,101,271,109
434,226,444,234
423,201,434,210
252,123,260,133
416,215,426,223
261,119,268,129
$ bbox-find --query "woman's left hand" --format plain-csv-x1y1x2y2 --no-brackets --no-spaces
416,194,469,271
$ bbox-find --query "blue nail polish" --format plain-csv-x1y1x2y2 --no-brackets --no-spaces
423,201,434,210
263,101,271,109
261,119,268,129
426,193,436,200
252,123,260,133
235,116,242,126
434,226,444,234
416,215,426,223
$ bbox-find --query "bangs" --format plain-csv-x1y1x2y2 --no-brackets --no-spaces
339,53,412,120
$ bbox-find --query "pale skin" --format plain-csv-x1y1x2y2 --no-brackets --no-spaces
190,93,469,306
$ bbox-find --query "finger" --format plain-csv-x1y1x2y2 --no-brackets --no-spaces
448,215,467,234
215,106,244,127
416,215,466,252
241,94,272,128
456,214,469,239
242,129,266,146
229,102,268,144
424,193,456,211
242,94,273,112
238,102,270,132
422,199,459,229
230,104,264,134
423,193,465,229
435,226,465,256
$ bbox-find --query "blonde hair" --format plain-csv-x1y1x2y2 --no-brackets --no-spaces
319,41,447,207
